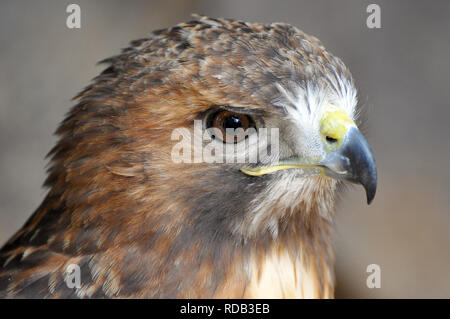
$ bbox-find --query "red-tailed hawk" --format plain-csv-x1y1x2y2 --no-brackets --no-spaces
0,16,376,298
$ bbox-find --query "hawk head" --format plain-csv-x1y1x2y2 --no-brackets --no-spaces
0,16,376,298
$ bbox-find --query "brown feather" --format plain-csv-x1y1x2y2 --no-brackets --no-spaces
0,16,354,298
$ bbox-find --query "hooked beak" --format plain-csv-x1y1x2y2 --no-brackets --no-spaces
319,126,377,204
240,104,377,205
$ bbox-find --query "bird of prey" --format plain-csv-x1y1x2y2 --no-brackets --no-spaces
0,15,376,298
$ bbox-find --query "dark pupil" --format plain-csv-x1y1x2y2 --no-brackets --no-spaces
223,115,242,130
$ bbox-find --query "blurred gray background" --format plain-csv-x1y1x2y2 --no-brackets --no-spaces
1,0,449,298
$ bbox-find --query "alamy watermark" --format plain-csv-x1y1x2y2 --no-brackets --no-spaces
366,4,381,29
366,263,381,289
171,120,279,164
65,263,81,289
66,4,81,29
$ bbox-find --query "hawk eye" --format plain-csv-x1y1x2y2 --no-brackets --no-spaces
207,110,255,143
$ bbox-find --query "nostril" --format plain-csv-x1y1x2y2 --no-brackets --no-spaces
326,136,338,144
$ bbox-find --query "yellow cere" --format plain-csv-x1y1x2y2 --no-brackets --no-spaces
320,104,356,150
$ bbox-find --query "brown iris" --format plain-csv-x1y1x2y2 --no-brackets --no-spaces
207,110,255,143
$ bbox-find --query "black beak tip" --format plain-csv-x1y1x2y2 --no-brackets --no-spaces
363,176,377,205
345,127,377,205
366,189,375,205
